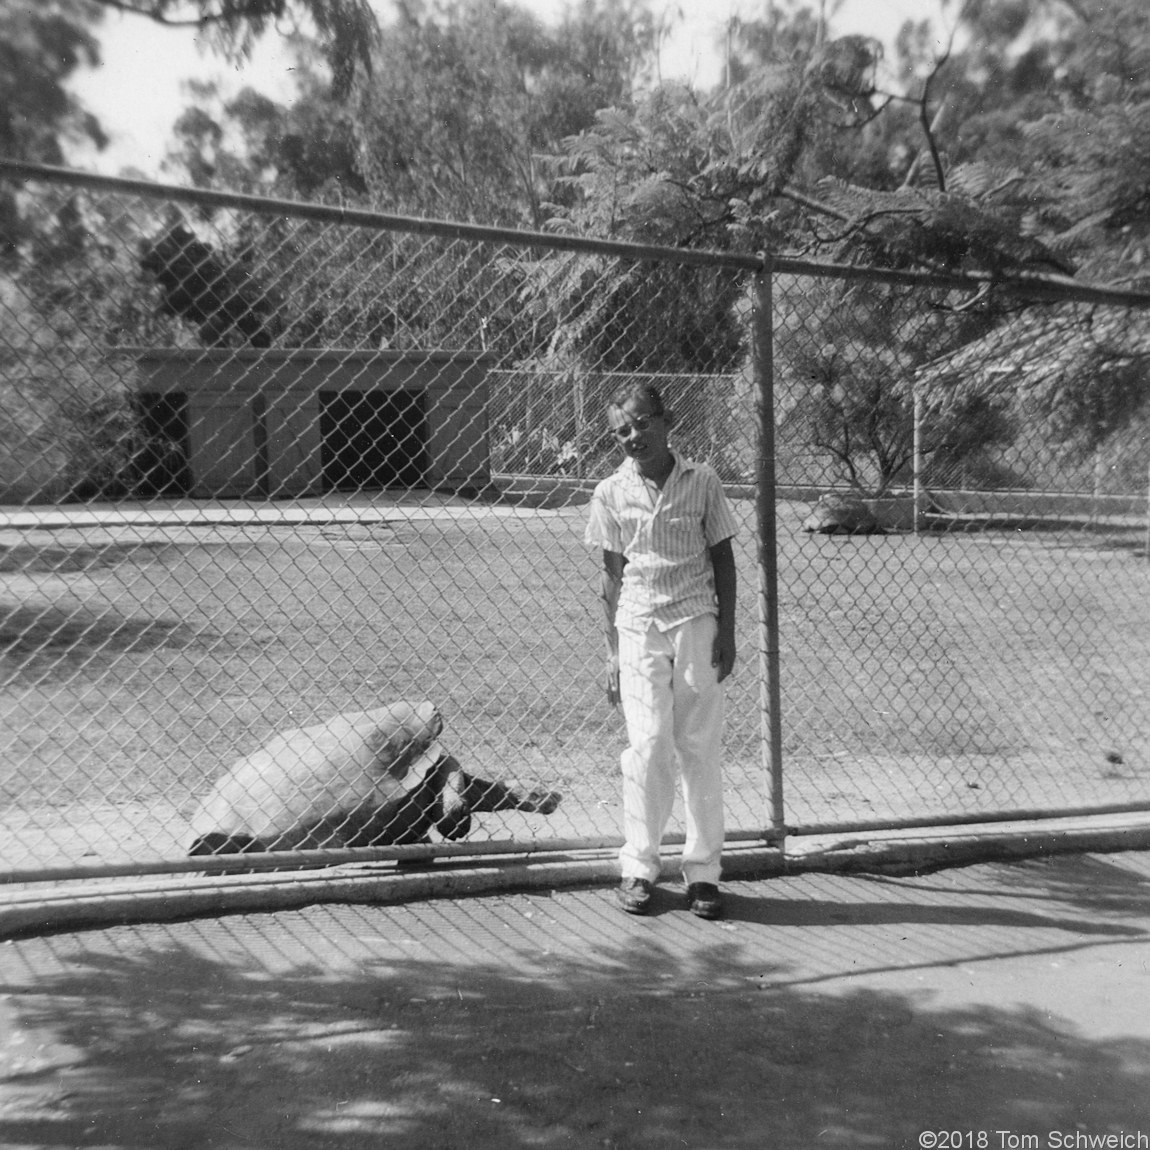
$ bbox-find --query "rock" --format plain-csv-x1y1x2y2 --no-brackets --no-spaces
802,493,881,535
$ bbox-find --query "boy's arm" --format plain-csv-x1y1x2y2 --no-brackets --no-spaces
600,549,626,706
709,537,737,683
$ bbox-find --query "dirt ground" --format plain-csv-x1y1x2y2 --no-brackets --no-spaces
3,848,1150,1149
4,496,1149,876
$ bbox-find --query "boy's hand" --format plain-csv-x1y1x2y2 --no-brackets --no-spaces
711,633,736,683
606,653,621,707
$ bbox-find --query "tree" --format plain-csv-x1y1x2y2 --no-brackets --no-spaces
352,0,656,227
509,3,887,376
511,0,1147,491
88,0,378,96
152,1,662,355
860,0,1150,477
2,0,377,170
706,3,1076,277
165,60,367,197
0,1,109,261
1008,0,1150,286
0,184,175,499
795,0,1150,286
1,0,378,265
715,1,1150,487
0,283,140,500
0,1,107,166
515,86,750,374
777,275,1012,495
161,1,659,221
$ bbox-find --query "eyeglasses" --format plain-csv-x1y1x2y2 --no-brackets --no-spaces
610,414,660,440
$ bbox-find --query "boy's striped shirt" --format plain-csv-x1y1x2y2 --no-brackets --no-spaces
584,454,737,632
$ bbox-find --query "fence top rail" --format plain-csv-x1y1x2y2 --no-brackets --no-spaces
7,158,1150,310
122,347,493,364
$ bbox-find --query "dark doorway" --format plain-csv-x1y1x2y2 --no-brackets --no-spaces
133,392,192,495
319,390,429,490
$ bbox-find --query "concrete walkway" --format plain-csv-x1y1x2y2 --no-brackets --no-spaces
2,842,1149,1149
0,485,582,534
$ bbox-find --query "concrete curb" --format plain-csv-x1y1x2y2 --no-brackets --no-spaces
777,819,1150,876
4,816,1150,939
0,851,618,939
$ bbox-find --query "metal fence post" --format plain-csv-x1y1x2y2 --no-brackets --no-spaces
913,386,923,534
753,259,786,846
1145,459,1150,566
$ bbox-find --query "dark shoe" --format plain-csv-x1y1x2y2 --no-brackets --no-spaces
616,877,654,915
687,882,723,920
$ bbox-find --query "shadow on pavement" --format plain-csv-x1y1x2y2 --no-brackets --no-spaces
3,857,1150,1149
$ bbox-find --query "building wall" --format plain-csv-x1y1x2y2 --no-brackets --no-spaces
130,349,492,498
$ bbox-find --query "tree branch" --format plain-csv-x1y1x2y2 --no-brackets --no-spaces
91,0,237,27
90,0,379,96
912,48,951,192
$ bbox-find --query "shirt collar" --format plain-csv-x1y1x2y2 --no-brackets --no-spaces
618,451,695,487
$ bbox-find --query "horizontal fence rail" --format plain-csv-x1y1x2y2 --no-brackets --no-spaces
1,159,1149,892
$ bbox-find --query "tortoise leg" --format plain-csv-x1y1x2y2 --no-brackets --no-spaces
431,756,562,840
433,755,473,840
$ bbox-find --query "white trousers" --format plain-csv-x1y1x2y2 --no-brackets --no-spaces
617,614,725,886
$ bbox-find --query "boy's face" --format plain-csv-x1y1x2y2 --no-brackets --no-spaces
608,398,671,469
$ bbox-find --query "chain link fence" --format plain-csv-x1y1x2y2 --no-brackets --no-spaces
2,160,1149,886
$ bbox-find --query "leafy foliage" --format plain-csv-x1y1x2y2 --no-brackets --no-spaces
139,223,273,346
351,0,654,227
515,86,754,374
89,0,378,96
918,302,1150,465
151,0,660,353
806,170,1075,275
0,1,109,262
776,276,1009,495
1,248,141,500
9,0,1150,493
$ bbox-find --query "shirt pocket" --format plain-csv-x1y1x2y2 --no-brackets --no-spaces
662,514,704,557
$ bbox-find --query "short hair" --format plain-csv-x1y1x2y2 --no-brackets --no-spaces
607,381,669,419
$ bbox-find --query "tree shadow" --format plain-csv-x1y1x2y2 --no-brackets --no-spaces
923,514,1142,535
924,515,1148,554
720,888,1147,936
856,851,1150,922
0,604,210,668
0,542,174,574
2,888,1149,1150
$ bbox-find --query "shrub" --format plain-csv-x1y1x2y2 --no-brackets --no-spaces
0,281,139,502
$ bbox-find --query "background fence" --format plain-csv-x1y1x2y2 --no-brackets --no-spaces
2,160,1149,886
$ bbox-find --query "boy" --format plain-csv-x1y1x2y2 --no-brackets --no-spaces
584,383,738,919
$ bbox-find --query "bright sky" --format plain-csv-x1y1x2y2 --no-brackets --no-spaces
68,0,950,176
